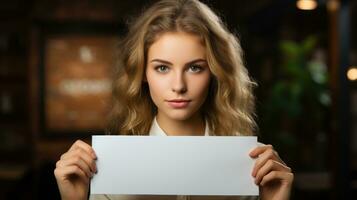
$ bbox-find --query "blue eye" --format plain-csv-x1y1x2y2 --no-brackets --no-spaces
188,65,203,73
155,65,169,73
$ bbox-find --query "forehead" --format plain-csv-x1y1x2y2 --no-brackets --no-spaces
147,32,206,61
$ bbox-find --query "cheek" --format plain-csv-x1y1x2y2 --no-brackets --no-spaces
147,74,168,100
190,74,211,97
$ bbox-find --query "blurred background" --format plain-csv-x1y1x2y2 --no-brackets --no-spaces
0,0,356,199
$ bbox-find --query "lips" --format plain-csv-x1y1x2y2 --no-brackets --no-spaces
166,99,191,109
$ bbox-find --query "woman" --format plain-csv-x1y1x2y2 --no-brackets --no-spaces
54,0,294,200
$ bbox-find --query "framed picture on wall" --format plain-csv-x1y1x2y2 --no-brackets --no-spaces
38,22,123,136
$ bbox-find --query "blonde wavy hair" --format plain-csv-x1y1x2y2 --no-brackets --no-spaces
107,0,257,136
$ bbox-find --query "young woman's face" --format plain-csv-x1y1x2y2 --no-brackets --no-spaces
145,32,211,122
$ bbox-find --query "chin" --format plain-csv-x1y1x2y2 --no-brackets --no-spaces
166,110,195,121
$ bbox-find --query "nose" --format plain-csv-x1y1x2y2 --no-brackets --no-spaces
171,71,187,94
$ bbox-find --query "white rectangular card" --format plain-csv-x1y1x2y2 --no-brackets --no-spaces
90,136,258,196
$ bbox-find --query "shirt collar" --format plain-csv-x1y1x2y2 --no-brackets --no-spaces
149,117,209,136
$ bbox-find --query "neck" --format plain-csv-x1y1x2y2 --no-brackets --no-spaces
156,113,205,136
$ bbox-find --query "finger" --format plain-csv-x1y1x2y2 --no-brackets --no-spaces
260,171,294,186
250,145,284,164
54,165,89,184
252,148,282,177
254,159,291,185
59,150,96,174
57,155,93,178
69,148,97,173
69,140,97,159
79,149,97,173
249,144,273,158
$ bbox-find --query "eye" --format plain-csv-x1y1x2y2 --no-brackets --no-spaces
188,64,204,73
155,65,169,73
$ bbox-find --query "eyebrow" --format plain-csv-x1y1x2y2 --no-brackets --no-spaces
150,58,207,65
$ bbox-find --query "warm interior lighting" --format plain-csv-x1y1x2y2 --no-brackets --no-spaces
297,0,318,10
327,0,340,12
347,67,357,81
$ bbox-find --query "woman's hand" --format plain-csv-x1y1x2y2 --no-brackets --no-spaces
54,140,97,200
249,144,293,200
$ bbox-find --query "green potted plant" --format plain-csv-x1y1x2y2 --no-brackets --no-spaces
260,36,330,171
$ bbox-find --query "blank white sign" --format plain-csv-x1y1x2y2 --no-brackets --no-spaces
91,136,258,196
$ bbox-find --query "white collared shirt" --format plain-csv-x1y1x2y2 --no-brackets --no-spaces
149,117,209,136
